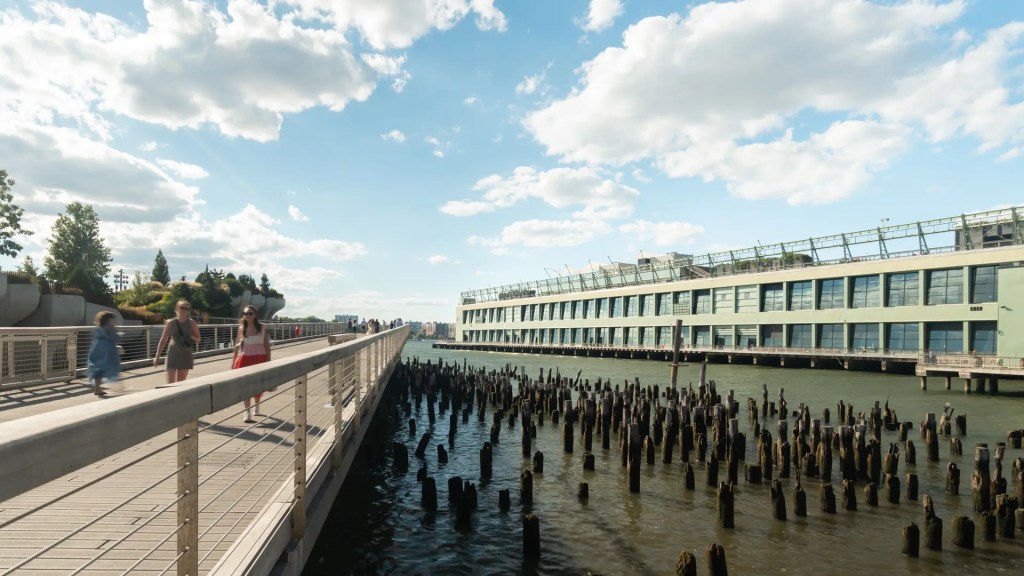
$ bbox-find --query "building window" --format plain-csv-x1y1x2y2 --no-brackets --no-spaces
595,327,607,344
673,291,691,315
571,328,580,344
789,281,813,311
926,322,963,353
538,304,546,321
596,298,607,318
817,323,844,349
761,324,783,347
886,272,919,307
736,325,756,348
582,300,591,319
714,288,734,314
641,327,654,346
606,297,618,318
736,285,758,313
817,279,845,310
657,293,672,315
971,266,998,304
971,321,997,354
625,296,638,317
926,268,964,305
610,327,621,345
850,275,880,308
850,323,879,350
655,326,669,346
694,326,711,346
693,289,712,314
886,323,919,351
713,326,734,347
582,328,592,344
640,294,653,317
761,283,784,312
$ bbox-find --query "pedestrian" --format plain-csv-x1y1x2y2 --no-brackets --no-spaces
233,305,271,423
294,324,301,338
87,311,121,396
153,299,201,384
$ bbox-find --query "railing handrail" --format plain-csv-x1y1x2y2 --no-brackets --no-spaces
0,326,408,505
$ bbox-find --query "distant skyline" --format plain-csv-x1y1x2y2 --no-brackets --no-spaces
2,0,1024,322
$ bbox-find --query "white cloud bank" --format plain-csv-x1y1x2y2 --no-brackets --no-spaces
526,0,1024,205
288,205,310,222
582,0,624,33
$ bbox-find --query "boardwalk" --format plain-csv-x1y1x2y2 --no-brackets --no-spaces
0,332,402,575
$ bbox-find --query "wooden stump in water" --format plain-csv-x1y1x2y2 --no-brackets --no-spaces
629,424,642,494
479,442,493,480
923,495,941,551
583,452,595,471
794,479,807,517
973,445,992,513
522,421,532,458
520,470,534,505
663,429,675,464
996,494,1018,538
563,420,574,454
727,457,739,485
778,440,791,479
437,444,448,465
745,464,762,484
706,543,728,576
864,482,879,507
415,432,431,459
706,454,720,487
902,522,919,557
955,414,967,436
417,465,427,482
952,515,975,549
421,477,438,511
840,480,857,511
448,476,464,503
552,410,559,425
949,437,962,457
646,435,656,465
946,463,960,495
885,473,900,504
522,514,540,559
697,433,708,462
676,550,696,576
490,424,500,445
820,483,837,514
533,450,544,474
578,482,589,500
393,442,409,472
718,481,735,528
905,440,916,465
409,419,416,437
499,488,511,510
907,472,919,501
1009,429,1022,450
771,479,787,521
684,462,695,490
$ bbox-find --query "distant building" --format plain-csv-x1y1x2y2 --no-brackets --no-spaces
334,314,359,324
422,322,455,338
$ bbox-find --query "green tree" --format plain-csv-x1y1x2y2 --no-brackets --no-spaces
151,249,170,285
43,202,112,300
0,169,33,258
237,273,257,292
259,273,271,295
18,255,39,277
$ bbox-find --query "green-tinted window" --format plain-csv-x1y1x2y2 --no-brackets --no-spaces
789,281,813,310
762,283,784,312
818,323,844,348
971,321,997,354
886,272,919,306
886,323,919,351
926,322,963,353
656,293,672,315
971,266,998,304
818,279,844,310
850,275,880,308
736,285,758,313
694,290,712,314
850,323,879,350
694,326,711,346
789,324,812,348
761,324,784,347
926,269,964,305
714,288,734,314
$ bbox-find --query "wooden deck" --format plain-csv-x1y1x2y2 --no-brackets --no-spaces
0,337,367,575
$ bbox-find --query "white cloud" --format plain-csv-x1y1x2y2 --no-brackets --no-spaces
631,168,651,183
582,0,624,33
464,95,480,106
441,166,640,220
139,141,159,152
427,254,458,265
469,219,613,250
619,220,704,247
433,150,445,158
288,205,310,222
525,0,1015,205
381,129,406,143
155,159,209,180
515,71,545,95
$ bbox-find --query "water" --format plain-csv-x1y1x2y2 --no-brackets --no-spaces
305,341,1024,575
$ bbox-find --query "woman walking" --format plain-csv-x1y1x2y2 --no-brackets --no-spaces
153,299,201,384
87,311,122,396
233,305,271,423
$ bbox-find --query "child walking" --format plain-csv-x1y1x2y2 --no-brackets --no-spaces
87,311,122,396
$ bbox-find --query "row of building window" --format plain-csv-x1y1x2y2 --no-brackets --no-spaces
461,321,997,355
462,266,1000,325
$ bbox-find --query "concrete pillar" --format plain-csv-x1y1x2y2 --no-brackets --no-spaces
974,378,986,394
945,376,952,391
920,376,927,391
988,378,998,395
963,378,971,395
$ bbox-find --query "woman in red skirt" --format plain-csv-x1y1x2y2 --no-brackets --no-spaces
233,305,271,423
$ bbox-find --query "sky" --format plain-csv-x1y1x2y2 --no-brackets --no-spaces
1,0,1024,323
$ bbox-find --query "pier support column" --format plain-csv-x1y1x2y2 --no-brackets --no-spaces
919,376,927,391
963,378,971,395
944,376,951,391
974,378,986,394
988,378,998,395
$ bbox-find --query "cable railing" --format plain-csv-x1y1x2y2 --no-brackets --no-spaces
0,321,351,390
0,325,409,575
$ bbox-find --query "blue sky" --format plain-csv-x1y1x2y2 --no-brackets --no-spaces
1,0,1023,322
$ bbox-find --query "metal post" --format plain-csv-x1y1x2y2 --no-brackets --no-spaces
146,326,152,360
40,337,48,381
177,420,199,576
292,375,307,540
332,359,344,469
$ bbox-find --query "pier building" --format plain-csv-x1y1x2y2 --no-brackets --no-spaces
445,206,1024,387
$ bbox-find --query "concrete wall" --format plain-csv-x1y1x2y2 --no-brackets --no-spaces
997,265,1024,359
17,295,123,327
0,283,42,327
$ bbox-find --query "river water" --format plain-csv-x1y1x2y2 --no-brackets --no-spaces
304,340,1024,575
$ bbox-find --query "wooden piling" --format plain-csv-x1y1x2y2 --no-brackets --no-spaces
533,450,544,474
718,482,735,528
393,442,409,472
771,479,787,521
437,444,448,464
448,476,463,503
902,522,919,557
820,483,837,514
523,514,540,559
676,550,696,576
905,440,916,465
885,473,900,504
498,488,510,511
745,464,762,484
409,419,416,437
421,477,438,511
706,543,728,576
520,470,534,505
864,482,878,507
794,479,807,517
684,462,695,490
583,452,595,471
973,445,991,513
578,482,589,500
706,454,720,487
907,472,919,501
629,423,642,493
415,432,431,459
480,442,493,480
996,494,1017,538
840,480,856,511
923,494,941,551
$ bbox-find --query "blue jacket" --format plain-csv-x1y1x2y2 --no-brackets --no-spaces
87,324,122,380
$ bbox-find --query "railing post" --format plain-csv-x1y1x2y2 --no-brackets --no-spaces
213,326,218,351
40,337,48,381
293,375,307,540
146,326,152,360
177,420,199,576
332,359,344,469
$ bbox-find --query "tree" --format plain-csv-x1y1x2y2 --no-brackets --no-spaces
18,255,39,278
259,273,271,295
43,202,112,300
151,249,170,285
237,273,257,292
0,169,32,258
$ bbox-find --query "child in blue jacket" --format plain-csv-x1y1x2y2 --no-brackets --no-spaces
87,311,122,396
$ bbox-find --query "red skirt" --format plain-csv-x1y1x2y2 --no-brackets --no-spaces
233,353,268,370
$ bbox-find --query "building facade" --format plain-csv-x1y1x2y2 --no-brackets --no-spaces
450,207,1024,376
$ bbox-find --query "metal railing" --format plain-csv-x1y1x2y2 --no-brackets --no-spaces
918,352,1024,370
0,321,352,390
445,340,922,360
0,325,409,575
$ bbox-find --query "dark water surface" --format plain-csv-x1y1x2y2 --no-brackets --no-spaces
304,341,1024,575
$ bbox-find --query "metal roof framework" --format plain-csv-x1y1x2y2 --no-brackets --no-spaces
460,205,1024,305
